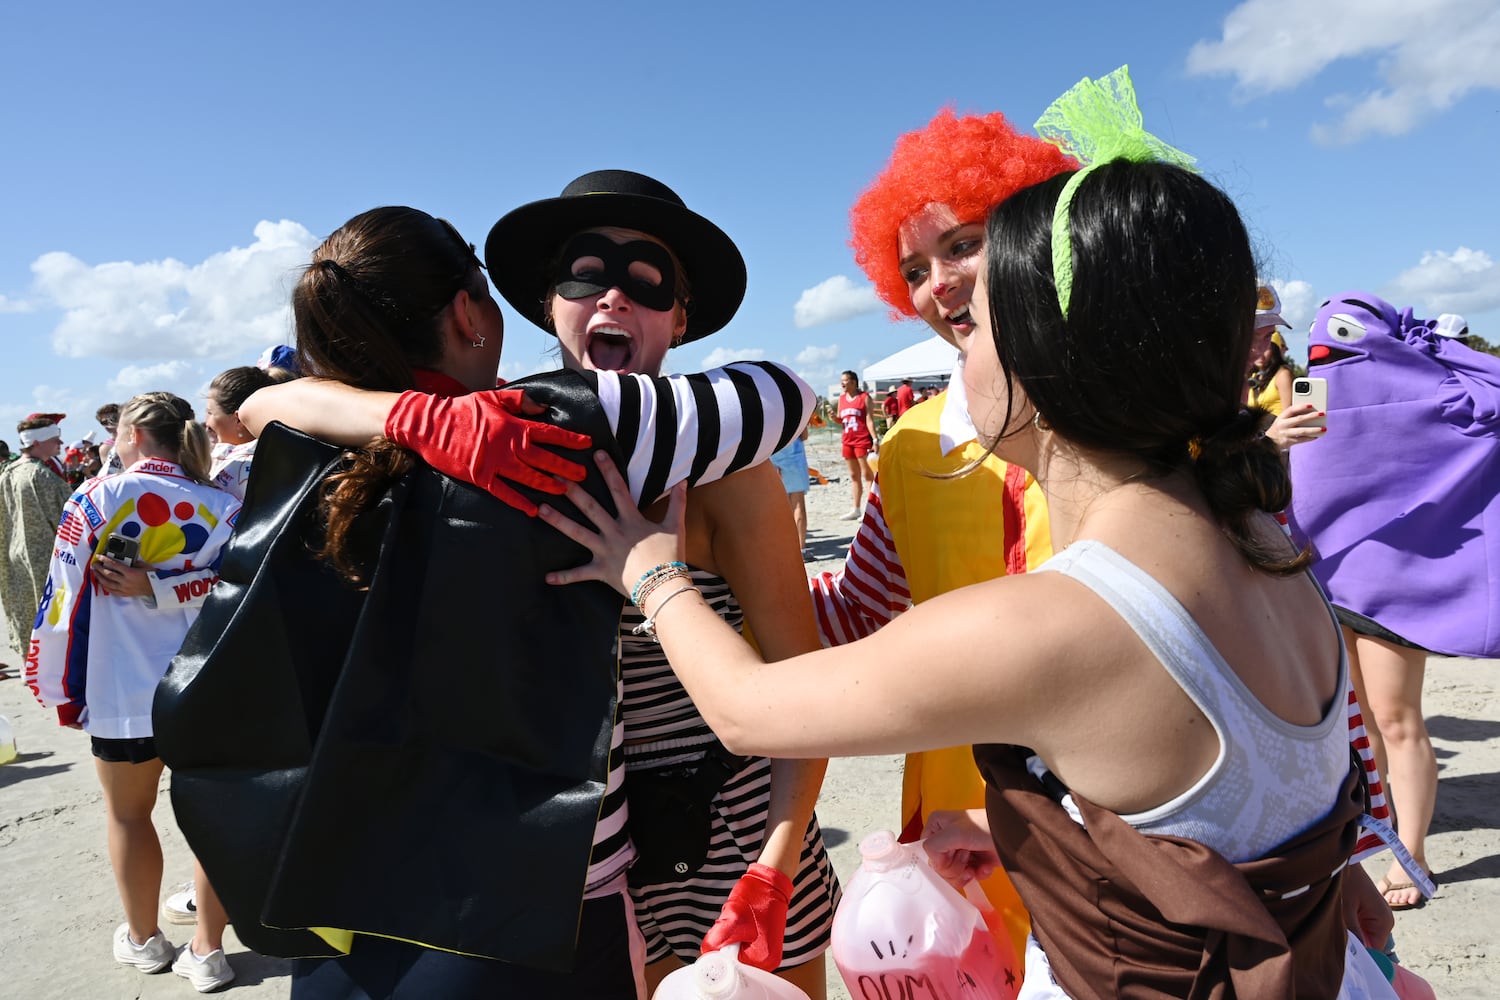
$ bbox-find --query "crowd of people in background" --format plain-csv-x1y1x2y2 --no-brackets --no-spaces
4,64,1492,1000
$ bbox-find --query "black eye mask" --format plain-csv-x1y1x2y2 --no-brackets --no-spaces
553,233,678,313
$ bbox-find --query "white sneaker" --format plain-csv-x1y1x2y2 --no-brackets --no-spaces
173,945,237,993
840,508,862,520
112,923,175,973
162,881,198,924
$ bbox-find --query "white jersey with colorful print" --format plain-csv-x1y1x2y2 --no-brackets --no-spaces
27,459,241,737
210,439,257,501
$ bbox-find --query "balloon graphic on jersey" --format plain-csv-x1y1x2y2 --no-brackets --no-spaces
93,492,220,568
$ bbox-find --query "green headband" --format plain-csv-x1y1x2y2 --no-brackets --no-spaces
1033,65,1198,317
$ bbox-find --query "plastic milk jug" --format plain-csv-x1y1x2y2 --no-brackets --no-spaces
1389,964,1438,1000
831,830,1020,1000
0,715,16,765
652,944,811,1000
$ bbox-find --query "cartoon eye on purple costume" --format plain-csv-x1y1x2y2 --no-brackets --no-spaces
1287,291,1500,657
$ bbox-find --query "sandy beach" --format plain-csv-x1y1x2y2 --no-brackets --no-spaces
1,427,1495,998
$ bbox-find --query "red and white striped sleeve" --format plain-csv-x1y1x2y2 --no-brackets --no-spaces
1348,684,1392,862
809,479,913,647
1278,509,1391,861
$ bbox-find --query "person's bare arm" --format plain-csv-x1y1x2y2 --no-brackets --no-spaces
1273,368,1294,412
697,464,828,880
238,379,397,446
542,453,1070,760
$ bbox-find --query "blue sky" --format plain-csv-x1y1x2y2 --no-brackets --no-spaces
3,0,1497,445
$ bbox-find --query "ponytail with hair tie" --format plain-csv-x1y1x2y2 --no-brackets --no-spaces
118,391,213,486
1194,407,1266,460
318,256,418,325
1191,407,1309,574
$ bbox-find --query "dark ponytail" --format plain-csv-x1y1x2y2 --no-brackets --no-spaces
290,206,483,585
1191,408,1309,573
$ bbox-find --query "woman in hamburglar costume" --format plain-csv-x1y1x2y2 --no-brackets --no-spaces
154,204,812,998
233,174,842,998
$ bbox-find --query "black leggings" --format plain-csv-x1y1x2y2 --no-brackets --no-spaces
290,892,637,999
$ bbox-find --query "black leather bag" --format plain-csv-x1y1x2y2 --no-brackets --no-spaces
154,372,629,972
626,741,750,887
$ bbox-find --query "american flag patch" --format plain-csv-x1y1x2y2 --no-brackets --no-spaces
56,510,85,545
79,496,104,528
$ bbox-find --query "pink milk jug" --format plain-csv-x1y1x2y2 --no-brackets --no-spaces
831,831,1020,1000
652,944,811,1000
1389,964,1438,1000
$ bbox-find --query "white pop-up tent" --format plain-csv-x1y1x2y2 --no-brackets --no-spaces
862,335,959,386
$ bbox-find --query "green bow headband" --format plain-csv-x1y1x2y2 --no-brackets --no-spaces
1034,65,1199,317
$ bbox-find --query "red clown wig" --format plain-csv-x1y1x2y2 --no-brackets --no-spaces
849,109,1077,318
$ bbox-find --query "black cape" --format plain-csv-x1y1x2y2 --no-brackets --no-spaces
154,371,628,972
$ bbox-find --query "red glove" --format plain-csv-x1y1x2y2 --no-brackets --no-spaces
384,388,591,515
700,863,793,972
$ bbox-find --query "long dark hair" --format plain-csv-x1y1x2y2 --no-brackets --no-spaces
983,161,1306,574
1247,336,1288,391
290,206,484,584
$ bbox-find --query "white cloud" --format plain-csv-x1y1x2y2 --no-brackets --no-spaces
795,344,840,367
1269,279,1318,332
32,219,316,361
0,385,96,430
108,360,195,396
793,275,882,328
0,294,33,314
698,346,767,369
1382,247,1500,315
790,343,844,390
1186,0,1500,143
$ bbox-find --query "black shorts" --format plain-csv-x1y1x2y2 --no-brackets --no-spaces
91,736,159,764
1333,606,1427,652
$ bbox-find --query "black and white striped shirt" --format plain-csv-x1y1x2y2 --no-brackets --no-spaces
575,361,813,893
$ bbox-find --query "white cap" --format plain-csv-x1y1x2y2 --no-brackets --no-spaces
1254,284,1289,330
1433,313,1468,338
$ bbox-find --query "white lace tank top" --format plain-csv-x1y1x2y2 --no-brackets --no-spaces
1035,540,1350,863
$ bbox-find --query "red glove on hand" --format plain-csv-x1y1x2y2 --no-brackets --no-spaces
700,863,793,972
384,388,591,515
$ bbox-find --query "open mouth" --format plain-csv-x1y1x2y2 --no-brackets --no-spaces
1308,344,1360,366
945,307,973,330
587,328,635,371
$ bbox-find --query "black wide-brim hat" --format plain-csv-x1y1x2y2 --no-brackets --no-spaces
486,169,746,345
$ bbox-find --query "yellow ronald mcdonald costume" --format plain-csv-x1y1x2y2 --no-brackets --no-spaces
811,369,1049,963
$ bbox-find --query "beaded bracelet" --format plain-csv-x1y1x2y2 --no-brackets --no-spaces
631,561,687,605
630,584,698,641
634,570,689,611
631,561,689,608
633,565,689,608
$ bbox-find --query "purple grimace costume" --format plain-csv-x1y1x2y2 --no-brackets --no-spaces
1287,291,1500,657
